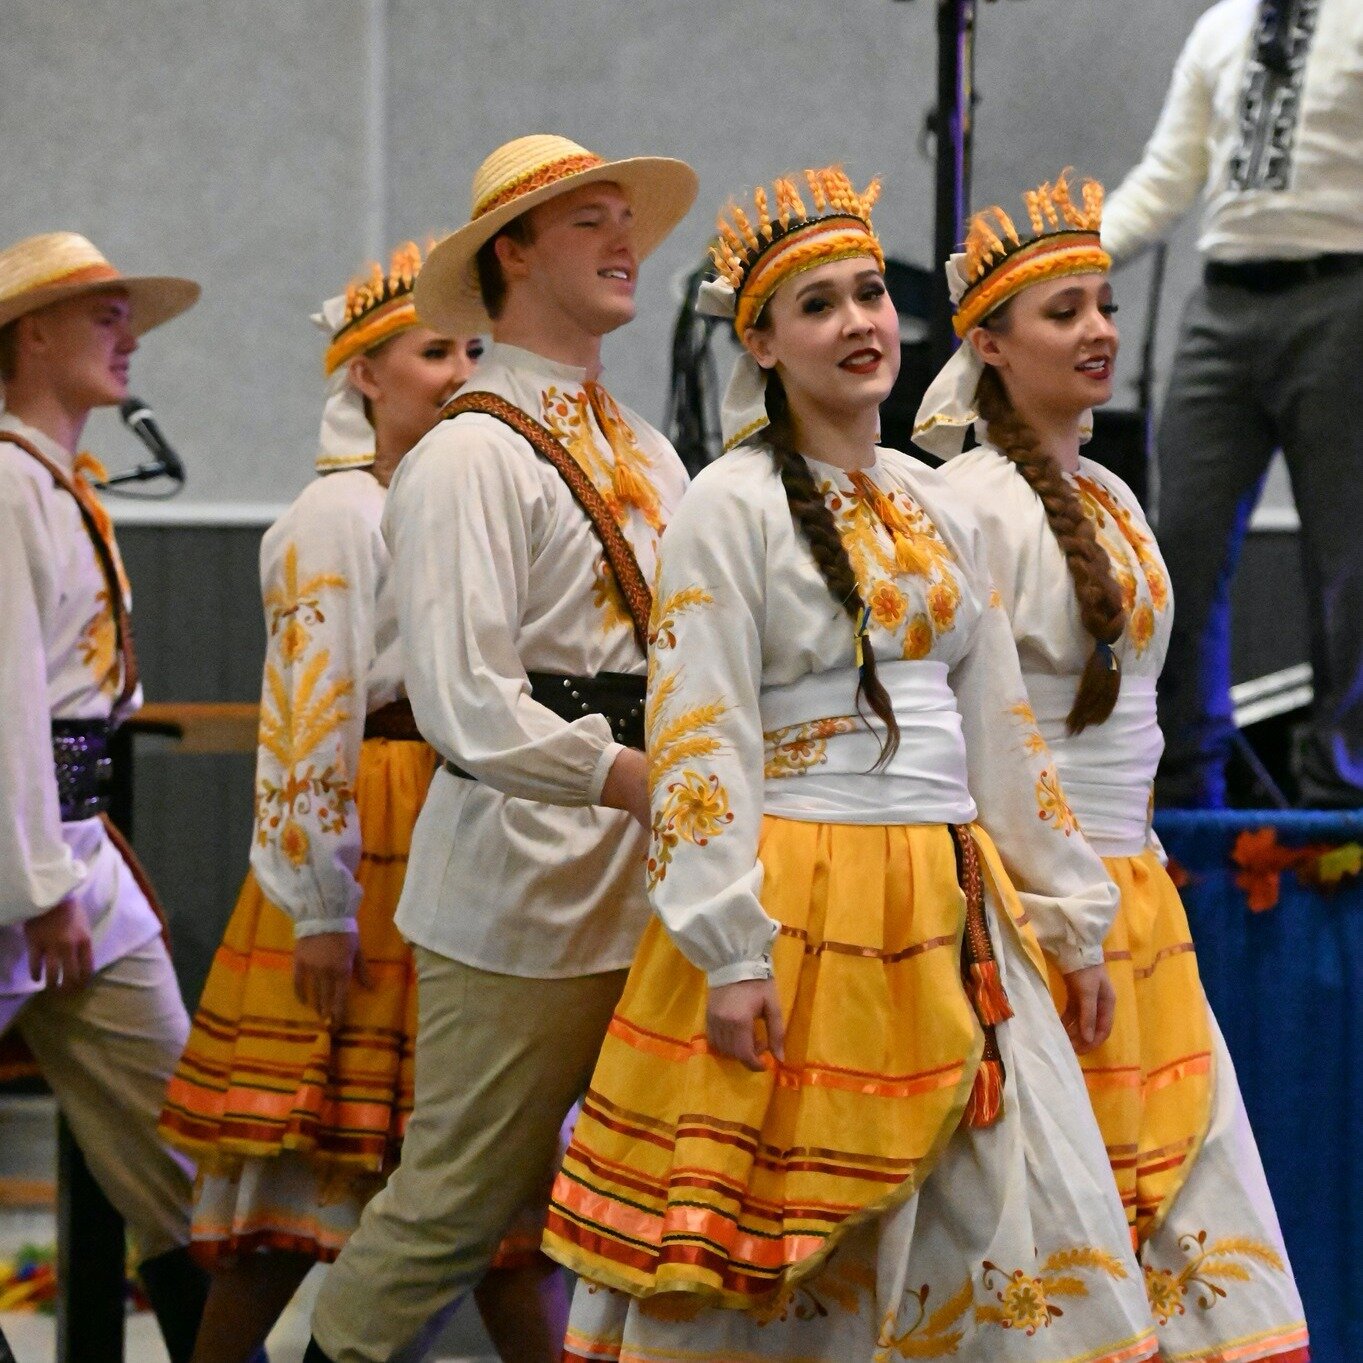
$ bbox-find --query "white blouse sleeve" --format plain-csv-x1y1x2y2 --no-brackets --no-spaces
645,470,779,987
1101,13,1216,264
385,420,625,805
947,534,1119,973
0,482,85,924
249,484,378,937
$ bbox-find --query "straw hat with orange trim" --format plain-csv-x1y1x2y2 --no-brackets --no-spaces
0,232,199,335
416,134,699,334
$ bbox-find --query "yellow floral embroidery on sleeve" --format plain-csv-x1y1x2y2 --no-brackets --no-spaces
263,543,349,661
977,1247,1128,1336
1036,765,1079,835
1008,700,1047,755
254,650,356,867
645,584,735,889
254,544,356,869
1143,1231,1285,1327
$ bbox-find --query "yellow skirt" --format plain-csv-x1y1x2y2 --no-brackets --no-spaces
1047,848,1214,1245
544,816,1043,1307
159,737,436,1177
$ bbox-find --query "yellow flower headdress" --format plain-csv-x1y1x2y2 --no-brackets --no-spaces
952,170,1109,337
322,240,426,377
913,170,1110,459
708,167,884,338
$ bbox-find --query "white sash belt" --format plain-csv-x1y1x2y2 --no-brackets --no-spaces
1026,673,1162,857
760,661,977,825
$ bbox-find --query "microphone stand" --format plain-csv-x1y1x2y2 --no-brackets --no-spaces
896,0,1019,371
97,462,183,491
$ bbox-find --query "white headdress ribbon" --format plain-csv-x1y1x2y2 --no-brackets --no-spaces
312,295,375,473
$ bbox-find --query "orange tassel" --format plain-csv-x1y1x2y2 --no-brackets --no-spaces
964,1057,1005,1128
612,459,656,517
967,960,1013,1027
894,533,932,577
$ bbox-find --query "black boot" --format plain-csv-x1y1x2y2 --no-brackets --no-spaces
137,1245,210,1363
303,1338,338,1363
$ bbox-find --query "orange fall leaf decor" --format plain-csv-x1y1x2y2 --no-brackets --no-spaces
1229,827,1362,913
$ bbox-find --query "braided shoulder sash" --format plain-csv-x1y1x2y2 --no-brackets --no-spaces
0,431,139,708
441,390,652,654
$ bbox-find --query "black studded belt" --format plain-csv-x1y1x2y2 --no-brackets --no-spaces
51,717,113,821
444,670,646,782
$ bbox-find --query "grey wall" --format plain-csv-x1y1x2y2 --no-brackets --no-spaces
1,0,1236,514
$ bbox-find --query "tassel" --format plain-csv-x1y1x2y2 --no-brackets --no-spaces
966,960,1013,1027
612,458,658,519
964,1057,1005,1128
894,532,932,577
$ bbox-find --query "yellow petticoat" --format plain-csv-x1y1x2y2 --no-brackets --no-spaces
1048,849,1214,1245
160,738,435,1180
544,816,1043,1307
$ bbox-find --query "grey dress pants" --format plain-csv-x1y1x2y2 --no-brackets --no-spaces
1153,265,1363,807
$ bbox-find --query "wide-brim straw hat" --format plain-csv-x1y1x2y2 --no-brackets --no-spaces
416,134,699,334
0,232,200,335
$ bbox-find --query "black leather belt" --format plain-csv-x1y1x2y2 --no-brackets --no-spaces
444,670,646,782
1204,253,1363,293
363,698,424,742
51,717,113,821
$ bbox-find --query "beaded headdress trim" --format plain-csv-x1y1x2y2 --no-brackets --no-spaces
323,241,425,375
953,171,1110,336
711,167,884,336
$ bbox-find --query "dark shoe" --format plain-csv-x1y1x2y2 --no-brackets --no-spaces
304,1338,338,1363
137,1246,210,1363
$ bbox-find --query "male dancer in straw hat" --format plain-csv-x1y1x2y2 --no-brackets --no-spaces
0,231,209,1361
305,135,697,1363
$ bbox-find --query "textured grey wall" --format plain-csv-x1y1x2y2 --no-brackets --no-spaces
1,0,1227,511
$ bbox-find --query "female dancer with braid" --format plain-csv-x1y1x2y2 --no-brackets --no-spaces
540,167,1158,1363
927,173,1307,1363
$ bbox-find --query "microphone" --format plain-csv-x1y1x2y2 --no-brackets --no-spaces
106,397,186,486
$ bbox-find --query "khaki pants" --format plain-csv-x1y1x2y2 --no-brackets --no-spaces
1,935,194,1262
312,949,627,1363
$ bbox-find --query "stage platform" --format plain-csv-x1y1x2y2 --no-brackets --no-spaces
1155,808,1363,1363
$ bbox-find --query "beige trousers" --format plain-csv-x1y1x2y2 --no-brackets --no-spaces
1,935,195,1262
312,949,627,1363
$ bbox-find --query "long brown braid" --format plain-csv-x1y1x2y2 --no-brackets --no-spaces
762,368,901,768
974,359,1125,733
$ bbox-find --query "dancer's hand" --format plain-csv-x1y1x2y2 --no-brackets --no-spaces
294,929,372,1027
706,978,785,1072
1060,963,1115,1054
600,747,651,827
23,897,93,991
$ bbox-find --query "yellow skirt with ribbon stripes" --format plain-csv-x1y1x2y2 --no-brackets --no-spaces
544,815,1046,1308
1047,849,1214,1246
154,735,575,1268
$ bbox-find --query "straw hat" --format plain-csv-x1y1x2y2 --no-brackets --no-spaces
416,134,698,334
0,232,200,335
